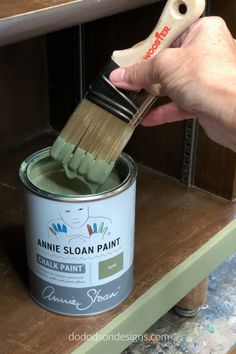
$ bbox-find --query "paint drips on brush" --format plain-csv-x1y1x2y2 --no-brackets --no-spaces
50,136,115,193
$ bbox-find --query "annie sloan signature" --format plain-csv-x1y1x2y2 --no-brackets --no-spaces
41,286,120,311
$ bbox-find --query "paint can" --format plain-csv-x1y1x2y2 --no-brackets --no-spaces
19,147,137,316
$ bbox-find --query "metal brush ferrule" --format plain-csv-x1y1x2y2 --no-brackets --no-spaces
86,60,156,123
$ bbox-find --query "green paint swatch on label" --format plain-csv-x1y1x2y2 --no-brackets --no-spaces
99,253,124,279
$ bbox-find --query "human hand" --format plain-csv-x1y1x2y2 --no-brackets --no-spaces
110,17,236,152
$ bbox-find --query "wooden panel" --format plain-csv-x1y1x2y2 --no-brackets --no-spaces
0,0,163,47
83,2,166,85
0,37,50,149
0,133,236,354
0,0,159,19
210,0,236,36
227,346,236,354
0,0,76,18
125,120,185,178
195,128,236,200
194,1,236,199
46,28,79,130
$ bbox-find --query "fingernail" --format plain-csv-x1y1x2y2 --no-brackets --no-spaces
109,68,125,84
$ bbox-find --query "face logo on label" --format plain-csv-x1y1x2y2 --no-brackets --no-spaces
47,205,112,243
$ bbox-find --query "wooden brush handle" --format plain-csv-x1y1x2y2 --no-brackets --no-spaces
112,0,205,67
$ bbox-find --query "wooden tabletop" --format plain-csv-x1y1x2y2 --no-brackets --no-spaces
0,133,236,354
0,0,159,46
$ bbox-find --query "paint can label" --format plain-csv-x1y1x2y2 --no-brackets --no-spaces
21,150,136,315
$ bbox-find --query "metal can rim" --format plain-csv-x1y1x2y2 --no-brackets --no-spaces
19,147,137,202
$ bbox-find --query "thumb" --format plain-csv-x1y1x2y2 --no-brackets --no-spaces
141,101,194,126
109,58,161,91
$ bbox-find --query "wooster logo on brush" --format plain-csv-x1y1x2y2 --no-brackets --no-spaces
143,26,171,60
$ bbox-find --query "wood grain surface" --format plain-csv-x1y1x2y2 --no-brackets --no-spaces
0,133,235,354
0,38,50,148
0,0,159,20
0,0,162,46
0,0,93,19
176,278,208,310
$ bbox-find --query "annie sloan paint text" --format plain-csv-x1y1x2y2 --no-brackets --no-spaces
42,285,120,311
37,237,120,255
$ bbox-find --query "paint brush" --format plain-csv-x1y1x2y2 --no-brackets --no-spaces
50,0,205,190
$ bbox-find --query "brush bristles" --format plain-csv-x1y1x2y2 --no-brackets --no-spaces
59,98,134,163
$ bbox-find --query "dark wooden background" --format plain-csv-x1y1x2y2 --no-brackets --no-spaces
0,0,235,199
